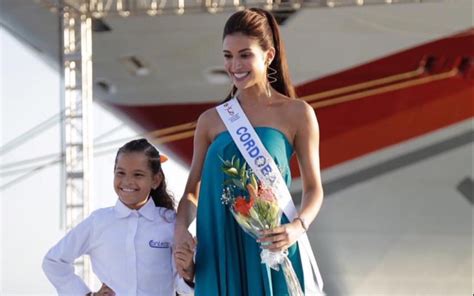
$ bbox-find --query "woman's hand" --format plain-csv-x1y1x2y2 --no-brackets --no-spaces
258,220,306,252
174,228,196,278
174,244,195,281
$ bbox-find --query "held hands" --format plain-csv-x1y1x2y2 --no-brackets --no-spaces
257,220,306,252
174,244,195,281
174,228,196,280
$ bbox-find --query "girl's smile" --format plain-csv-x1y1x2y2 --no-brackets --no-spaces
114,152,161,210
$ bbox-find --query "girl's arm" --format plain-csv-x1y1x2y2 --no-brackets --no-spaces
42,214,94,295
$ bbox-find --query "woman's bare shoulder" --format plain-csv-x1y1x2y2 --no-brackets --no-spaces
196,105,226,141
197,106,220,126
279,98,313,120
290,98,312,110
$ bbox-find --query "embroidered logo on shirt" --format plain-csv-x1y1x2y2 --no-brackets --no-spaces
149,240,170,249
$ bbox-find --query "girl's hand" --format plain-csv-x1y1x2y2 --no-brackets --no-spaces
87,283,115,296
174,245,195,281
257,220,306,252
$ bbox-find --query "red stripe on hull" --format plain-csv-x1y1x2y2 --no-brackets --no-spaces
106,29,474,176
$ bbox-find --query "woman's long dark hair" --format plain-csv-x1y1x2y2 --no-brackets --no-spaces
223,8,295,101
114,138,175,211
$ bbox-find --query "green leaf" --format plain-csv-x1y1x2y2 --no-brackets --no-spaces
218,155,232,167
240,162,246,177
248,208,265,229
223,179,235,186
232,178,245,190
240,162,247,184
223,168,239,177
218,155,225,163
250,173,258,191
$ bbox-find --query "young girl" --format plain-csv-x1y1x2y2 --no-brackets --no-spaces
43,138,195,296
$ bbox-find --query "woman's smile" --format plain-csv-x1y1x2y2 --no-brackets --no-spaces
232,71,251,82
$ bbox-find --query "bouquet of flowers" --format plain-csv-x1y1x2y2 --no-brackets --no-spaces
220,155,303,296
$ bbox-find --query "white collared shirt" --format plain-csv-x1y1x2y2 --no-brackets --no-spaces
43,198,194,296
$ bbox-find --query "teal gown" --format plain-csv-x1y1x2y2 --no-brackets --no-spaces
195,127,305,296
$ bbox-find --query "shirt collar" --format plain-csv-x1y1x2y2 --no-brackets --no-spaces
114,197,155,221
138,197,156,221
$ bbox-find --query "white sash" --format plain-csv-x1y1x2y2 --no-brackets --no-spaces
216,98,324,295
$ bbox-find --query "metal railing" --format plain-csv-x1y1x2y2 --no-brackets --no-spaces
36,0,438,17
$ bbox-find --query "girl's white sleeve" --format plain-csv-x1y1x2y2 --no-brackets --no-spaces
42,213,94,295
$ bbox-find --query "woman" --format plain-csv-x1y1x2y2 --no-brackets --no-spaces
174,8,324,295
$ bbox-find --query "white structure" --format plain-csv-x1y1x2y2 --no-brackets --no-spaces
0,27,188,294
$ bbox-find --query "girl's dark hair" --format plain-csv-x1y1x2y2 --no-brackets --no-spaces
223,8,296,101
114,138,175,211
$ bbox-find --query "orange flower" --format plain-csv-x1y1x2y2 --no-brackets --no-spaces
234,196,254,216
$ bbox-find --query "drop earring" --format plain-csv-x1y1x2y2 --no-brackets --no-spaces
266,63,277,97
267,65,277,84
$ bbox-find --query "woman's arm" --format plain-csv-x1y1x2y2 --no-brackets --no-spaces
292,101,324,228
174,111,212,276
175,112,211,235
259,101,324,251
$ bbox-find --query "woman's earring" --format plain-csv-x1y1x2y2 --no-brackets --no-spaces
266,64,277,97
267,65,277,84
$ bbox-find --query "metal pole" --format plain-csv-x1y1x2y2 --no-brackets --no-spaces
60,1,93,284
